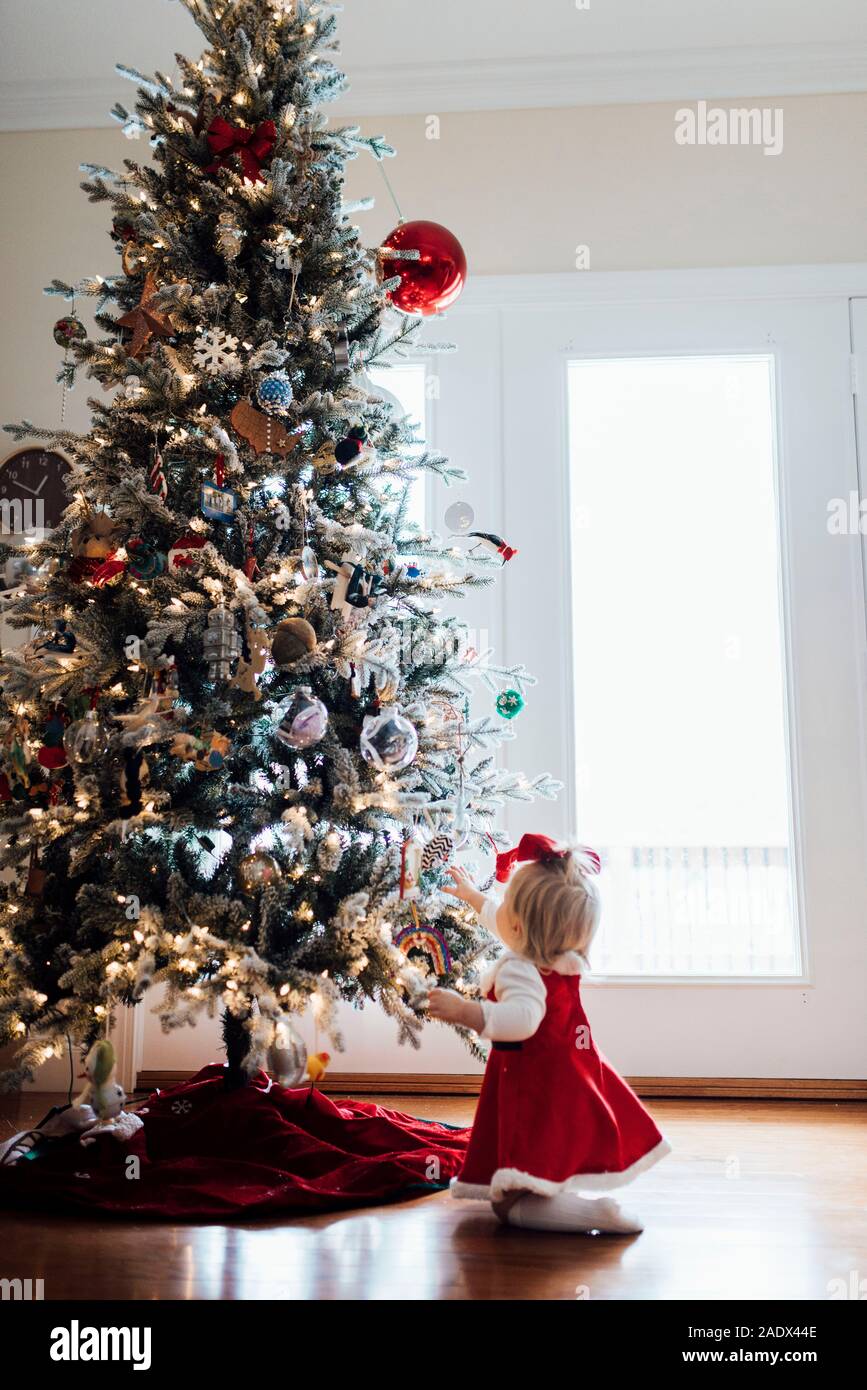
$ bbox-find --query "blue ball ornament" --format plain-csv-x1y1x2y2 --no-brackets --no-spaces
256,371,294,415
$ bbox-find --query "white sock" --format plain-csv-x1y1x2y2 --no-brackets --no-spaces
504,1193,643,1234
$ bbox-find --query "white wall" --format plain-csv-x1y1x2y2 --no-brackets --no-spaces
2,94,866,434
3,92,865,1084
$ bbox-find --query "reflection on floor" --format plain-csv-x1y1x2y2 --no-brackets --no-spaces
1,1091,864,1301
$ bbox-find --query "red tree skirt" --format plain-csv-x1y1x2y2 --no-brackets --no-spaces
0,1065,471,1220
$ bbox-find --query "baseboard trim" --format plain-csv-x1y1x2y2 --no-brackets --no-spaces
135,1070,867,1101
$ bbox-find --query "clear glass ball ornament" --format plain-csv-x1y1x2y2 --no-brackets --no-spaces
360,706,418,771
275,687,329,751
63,710,109,766
444,500,475,533
267,1018,308,1089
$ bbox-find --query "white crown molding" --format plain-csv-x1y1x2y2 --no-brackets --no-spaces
336,43,867,116
1,43,866,131
0,79,125,134
453,264,867,313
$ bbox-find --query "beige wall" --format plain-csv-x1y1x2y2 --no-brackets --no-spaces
1,93,865,434
2,91,864,1086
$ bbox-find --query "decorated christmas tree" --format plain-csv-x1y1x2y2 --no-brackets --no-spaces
0,0,558,1091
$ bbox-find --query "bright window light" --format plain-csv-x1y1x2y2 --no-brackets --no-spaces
367,362,427,531
568,355,799,977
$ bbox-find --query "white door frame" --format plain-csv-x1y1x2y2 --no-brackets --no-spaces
457,264,867,1079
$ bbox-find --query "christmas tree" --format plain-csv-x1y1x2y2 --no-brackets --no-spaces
0,0,558,1091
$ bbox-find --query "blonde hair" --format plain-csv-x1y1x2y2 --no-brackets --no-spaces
507,847,601,968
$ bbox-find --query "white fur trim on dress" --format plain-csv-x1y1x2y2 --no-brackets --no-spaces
450,1137,671,1201
479,947,582,997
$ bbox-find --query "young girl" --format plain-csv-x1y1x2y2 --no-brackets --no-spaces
428,834,669,1233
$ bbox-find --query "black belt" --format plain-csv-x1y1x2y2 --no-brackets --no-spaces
491,1041,523,1051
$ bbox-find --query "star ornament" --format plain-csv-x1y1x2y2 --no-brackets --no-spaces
116,272,174,359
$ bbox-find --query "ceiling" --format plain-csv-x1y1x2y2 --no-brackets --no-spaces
2,0,866,130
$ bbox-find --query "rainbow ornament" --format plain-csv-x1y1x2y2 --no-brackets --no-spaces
394,923,452,977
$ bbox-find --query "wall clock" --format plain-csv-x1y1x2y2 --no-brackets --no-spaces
0,448,72,536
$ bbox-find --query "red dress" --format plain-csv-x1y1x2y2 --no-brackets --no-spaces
452,967,669,1200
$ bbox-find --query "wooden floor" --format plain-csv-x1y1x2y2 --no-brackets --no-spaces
1,1092,865,1300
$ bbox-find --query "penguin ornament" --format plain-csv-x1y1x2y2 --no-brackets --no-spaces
459,531,518,565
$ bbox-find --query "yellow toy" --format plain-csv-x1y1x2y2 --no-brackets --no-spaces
306,1052,331,1084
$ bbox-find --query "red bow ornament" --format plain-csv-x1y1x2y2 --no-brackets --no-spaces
205,116,277,183
495,833,601,883
91,551,127,589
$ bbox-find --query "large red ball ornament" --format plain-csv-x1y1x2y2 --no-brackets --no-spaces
381,220,467,316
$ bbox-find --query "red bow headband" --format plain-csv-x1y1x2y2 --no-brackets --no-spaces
495,833,601,883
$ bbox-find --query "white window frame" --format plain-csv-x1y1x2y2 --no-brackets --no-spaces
561,347,803,985
449,264,867,1080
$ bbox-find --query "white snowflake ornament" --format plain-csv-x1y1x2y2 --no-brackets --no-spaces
193,327,242,377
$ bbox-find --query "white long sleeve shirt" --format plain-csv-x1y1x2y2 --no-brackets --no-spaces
475,898,582,1043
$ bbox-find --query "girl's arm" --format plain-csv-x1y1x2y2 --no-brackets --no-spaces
441,866,500,941
441,865,486,915
433,865,546,1038
428,957,546,1042
426,992,486,1033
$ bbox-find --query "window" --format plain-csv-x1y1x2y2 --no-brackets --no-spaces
367,362,427,531
568,355,798,977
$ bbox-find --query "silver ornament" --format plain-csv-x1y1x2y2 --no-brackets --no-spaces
203,604,241,683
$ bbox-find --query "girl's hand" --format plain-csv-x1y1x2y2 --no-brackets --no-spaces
442,866,485,912
427,988,484,1033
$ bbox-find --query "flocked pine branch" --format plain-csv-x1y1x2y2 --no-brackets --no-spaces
0,0,559,1091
